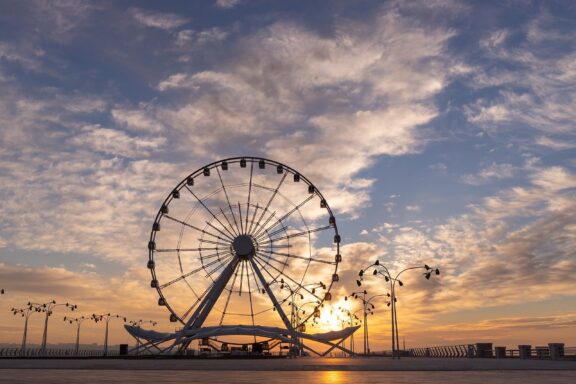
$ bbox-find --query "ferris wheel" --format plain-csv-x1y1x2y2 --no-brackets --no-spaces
147,157,341,332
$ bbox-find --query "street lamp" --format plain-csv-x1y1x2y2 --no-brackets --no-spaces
345,291,387,355
295,300,322,333
358,261,440,358
92,313,127,356
277,279,325,357
64,315,87,355
29,300,77,352
11,303,39,353
337,308,361,353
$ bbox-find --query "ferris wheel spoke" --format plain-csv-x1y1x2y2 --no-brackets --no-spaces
251,173,287,235
252,255,280,285
253,194,315,239
205,256,234,279
245,161,254,234
163,214,227,242
216,168,241,236
199,238,230,247
159,265,206,289
254,254,319,298
247,202,260,234
255,251,288,269
185,186,237,240
267,249,334,265
252,210,276,240
160,252,233,290
182,282,215,320
260,224,332,245
205,221,235,242
155,248,205,253
237,201,244,234
220,207,239,238
262,224,289,240
200,250,234,261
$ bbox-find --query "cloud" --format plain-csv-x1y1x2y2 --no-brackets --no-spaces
367,165,576,321
461,163,516,185
151,10,460,216
215,0,241,9
175,28,228,47
405,205,421,212
466,12,576,148
69,125,166,158
535,136,576,150
128,7,188,31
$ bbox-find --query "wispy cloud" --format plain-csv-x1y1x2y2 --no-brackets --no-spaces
215,0,241,9
128,7,188,31
461,163,516,185
466,12,576,148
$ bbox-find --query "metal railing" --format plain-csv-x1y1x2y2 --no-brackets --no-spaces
410,344,474,358
409,344,576,360
0,348,120,358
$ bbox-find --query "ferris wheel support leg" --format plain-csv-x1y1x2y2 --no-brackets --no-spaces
176,258,240,351
320,337,356,357
248,258,294,333
300,342,321,356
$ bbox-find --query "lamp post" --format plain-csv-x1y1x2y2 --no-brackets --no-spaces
345,292,386,355
64,315,87,355
11,304,39,353
277,279,325,357
295,300,322,333
358,261,439,358
278,280,304,357
92,313,126,356
346,290,368,355
338,308,361,353
30,300,77,352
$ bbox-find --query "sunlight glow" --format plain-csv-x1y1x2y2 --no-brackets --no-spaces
313,298,354,332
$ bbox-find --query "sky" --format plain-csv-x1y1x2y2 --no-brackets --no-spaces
0,0,575,351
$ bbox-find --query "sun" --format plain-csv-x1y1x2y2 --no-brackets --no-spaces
312,298,353,332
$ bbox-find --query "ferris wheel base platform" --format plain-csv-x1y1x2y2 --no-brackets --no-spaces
125,324,360,356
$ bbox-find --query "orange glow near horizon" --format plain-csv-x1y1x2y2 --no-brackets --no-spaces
313,298,353,332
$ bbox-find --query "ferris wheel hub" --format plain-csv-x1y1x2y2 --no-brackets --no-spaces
232,234,255,260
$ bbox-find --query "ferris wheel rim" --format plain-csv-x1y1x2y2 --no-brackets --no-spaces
148,156,341,327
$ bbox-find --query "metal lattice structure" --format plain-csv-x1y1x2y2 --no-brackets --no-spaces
126,157,357,355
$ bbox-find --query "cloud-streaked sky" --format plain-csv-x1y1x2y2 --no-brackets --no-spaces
1,0,575,350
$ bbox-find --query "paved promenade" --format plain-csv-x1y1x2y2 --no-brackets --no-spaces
0,357,575,371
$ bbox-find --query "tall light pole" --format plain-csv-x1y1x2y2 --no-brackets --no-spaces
345,292,386,355
30,300,77,352
358,261,440,358
346,290,369,355
277,279,325,357
92,313,126,356
64,315,87,355
11,304,39,353
278,280,304,357
338,308,361,353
